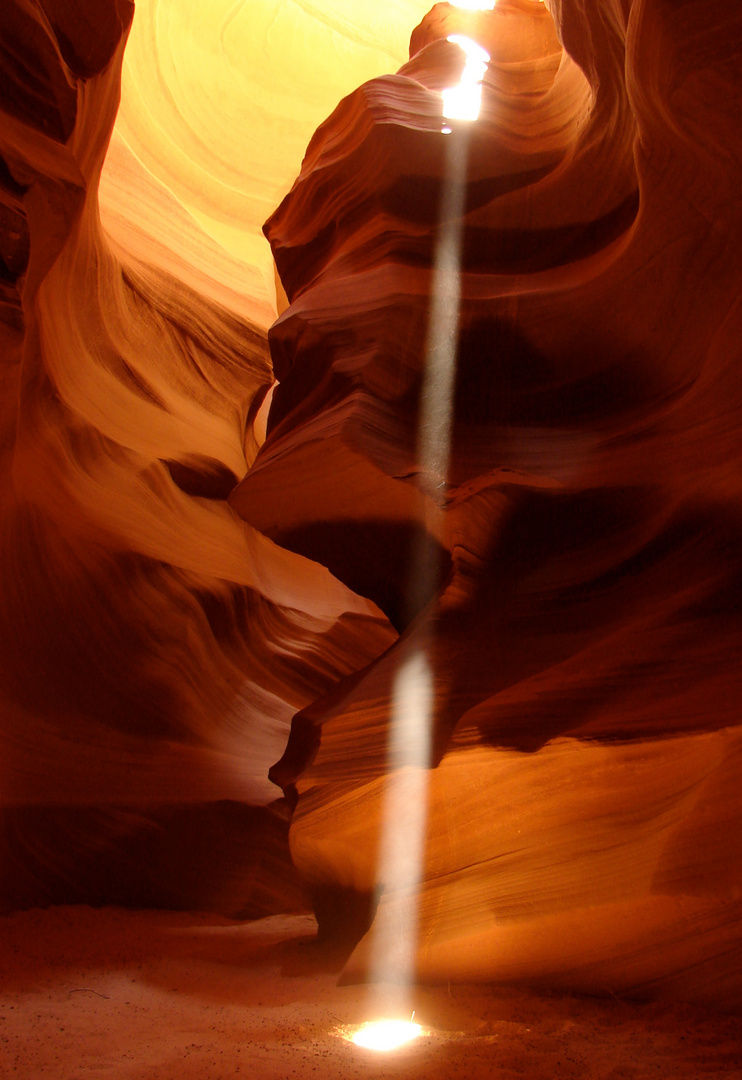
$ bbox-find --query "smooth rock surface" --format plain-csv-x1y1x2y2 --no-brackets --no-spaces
2,0,742,1003
0,0,396,916
233,0,742,998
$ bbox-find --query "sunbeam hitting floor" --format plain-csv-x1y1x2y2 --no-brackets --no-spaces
360,24,486,1024
5,0,742,1065
1,907,740,1080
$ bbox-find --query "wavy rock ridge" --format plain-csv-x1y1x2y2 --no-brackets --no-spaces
2,0,742,1002
0,0,394,916
233,0,742,1000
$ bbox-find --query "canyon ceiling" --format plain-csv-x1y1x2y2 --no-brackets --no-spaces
1,0,742,1003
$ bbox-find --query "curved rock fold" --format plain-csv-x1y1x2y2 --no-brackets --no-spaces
2,0,742,1001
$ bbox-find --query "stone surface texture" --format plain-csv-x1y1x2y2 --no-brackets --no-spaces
2,0,742,1001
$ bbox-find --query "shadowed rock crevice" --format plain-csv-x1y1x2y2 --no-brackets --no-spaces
2,0,742,1003
232,0,742,998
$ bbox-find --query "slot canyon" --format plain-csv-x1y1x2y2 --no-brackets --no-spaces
1,0,742,1076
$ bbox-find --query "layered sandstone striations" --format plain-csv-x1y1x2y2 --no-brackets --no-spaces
232,0,742,1000
0,0,394,915
3,0,742,1000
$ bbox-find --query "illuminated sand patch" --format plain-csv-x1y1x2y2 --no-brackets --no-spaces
349,1018,423,1051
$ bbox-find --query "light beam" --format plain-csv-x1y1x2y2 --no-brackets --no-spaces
442,37,491,124
358,27,482,1045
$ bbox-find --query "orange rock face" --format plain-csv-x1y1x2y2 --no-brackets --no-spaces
0,0,394,915
3,0,742,1002
233,0,742,999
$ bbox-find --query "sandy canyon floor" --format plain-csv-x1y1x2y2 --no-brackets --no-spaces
1,907,740,1079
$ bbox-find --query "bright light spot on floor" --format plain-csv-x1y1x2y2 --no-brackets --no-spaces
351,1019,422,1051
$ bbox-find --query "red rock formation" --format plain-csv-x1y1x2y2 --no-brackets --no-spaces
0,0,394,916
3,0,742,1003
232,0,742,1000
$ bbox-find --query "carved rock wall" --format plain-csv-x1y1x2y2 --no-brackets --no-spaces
233,0,742,999
0,0,395,916
2,0,742,1001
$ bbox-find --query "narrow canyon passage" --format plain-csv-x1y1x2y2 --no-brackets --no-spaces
1,2,742,1075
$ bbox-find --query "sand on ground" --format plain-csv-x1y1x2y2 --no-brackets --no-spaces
1,907,741,1080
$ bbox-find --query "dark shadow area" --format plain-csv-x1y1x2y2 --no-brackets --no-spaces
0,799,308,919
277,520,450,633
452,307,659,431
